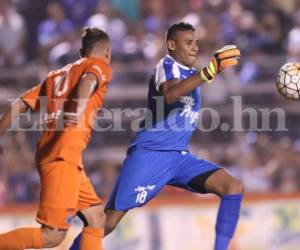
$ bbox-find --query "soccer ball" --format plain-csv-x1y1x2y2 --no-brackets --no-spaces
276,62,300,100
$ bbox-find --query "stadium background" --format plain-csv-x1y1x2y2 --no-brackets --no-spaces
0,0,300,249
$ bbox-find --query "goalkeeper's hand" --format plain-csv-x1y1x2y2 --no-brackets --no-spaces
200,45,241,83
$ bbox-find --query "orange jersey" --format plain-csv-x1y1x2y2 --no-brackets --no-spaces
21,58,112,167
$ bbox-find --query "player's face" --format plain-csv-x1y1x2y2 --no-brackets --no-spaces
172,30,199,67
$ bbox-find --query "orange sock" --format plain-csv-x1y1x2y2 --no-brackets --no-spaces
0,227,43,250
80,227,104,250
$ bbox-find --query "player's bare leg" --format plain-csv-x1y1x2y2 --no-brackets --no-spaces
69,208,126,250
204,169,244,250
104,209,127,235
204,169,244,196
41,226,67,248
0,225,66,249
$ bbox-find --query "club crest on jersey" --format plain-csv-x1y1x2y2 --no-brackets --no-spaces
179,96,199,124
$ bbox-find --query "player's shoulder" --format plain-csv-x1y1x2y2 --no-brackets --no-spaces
154,55,171,77
161,55,198,75
46,59,83,77
81,57,112,83
156,55,173,69
156,54,189,72
56,57,109,70
156,55,187,77
83,57,111,74
164,54,175,64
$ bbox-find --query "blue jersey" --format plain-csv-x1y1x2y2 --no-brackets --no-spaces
130,55,201,151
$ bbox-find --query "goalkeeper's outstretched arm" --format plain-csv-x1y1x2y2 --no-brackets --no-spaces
161,45,241,104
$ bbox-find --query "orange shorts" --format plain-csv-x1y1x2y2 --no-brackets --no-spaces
36,160,102,230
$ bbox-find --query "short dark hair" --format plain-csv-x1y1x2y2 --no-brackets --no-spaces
166,22,195,42
80,27,110,57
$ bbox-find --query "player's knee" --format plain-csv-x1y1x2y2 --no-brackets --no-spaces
80,205,106,229
225,179,245,195
104,219,117,236
41,226,67,248
104,209,127,236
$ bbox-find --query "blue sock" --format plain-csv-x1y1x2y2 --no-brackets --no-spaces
214,194,243,250
69,233,82,250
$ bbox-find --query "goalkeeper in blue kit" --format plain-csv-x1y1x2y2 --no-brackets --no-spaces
70,22,244,250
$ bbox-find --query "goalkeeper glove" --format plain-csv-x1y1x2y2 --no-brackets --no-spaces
200,45,241,83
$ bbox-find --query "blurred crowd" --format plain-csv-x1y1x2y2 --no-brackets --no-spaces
0,0,299,205
0,0,299,82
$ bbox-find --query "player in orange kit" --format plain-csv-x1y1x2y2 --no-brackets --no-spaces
0,27,112,250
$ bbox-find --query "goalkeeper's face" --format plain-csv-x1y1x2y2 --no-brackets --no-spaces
171,30,199,67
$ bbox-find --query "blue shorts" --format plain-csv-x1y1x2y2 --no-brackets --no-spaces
106,148,220,211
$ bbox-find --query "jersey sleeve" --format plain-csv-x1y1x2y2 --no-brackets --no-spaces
84,59,112,86
154,58,180,91
20,84,42,112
